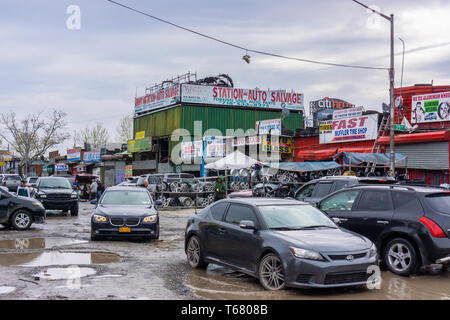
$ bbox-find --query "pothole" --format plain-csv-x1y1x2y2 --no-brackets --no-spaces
33,267,97,280
0,237,88,250
0,251,121,267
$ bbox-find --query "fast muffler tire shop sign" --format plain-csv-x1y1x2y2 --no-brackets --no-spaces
319,114,378,144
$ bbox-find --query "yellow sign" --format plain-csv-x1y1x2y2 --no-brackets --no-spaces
135,131,145,140
0,161,5,167
127,140,135,153
261,135,292,154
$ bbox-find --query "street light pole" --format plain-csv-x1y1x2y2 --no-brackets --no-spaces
352,1,395,176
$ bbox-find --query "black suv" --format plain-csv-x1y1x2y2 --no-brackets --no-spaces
318,185,450,275
0,187,45,230
33,177,79,216
294,176,397,204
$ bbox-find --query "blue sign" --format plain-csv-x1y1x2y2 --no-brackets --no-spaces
55,163,69,172
83,151,100,163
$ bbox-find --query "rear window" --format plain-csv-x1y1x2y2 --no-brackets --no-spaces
314,183,333,198
425,193,450,215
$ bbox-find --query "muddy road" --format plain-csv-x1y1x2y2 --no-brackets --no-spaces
0,201,448,300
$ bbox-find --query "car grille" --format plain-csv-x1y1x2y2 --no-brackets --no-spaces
324,271,369,285
328,252,367,261
46,194,71,200
126,217,140,226
109,217,141,227
110,218,124,226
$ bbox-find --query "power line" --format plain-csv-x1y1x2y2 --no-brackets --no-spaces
106,0,389,71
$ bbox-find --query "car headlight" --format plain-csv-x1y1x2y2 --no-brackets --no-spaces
142,215,157,223
369,243,377,257
289,247,325,261
71,192,78,199
32,202,44,208
93,215,107,223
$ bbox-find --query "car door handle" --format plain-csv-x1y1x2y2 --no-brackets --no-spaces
377,220,389,224
338,218,348,222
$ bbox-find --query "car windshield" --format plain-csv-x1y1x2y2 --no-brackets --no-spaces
39,179,72,189
100,190,152,206
258,205,337,230
425,193,450,215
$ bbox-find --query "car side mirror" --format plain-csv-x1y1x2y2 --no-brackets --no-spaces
90,199,98,205
240,220,256,230
154,200,163,207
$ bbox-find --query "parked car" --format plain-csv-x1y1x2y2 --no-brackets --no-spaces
0,187,45,230
185,198,378,290
26,176,39,188
1,174,22,192
294,176,397,204
32,177,79,216
317,185,450,275
117,176,139,187
90,186,161,241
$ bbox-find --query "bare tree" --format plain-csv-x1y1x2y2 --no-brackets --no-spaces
0,109,69,176
115,114,133,143
79,122,109,149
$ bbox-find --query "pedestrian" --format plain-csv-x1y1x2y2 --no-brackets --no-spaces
16,180,31,197
90,179,98,201
96,179,105,201
214,175,227,202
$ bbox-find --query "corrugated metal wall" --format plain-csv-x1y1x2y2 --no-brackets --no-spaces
387,142,449,170
134,106,181,137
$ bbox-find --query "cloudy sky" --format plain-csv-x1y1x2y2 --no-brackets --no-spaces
1,0,450,154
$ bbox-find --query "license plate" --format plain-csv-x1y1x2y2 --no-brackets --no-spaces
119,227,131,233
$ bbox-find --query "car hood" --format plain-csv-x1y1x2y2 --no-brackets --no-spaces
94,205,157,217
271,228,371,252
38,188,73,194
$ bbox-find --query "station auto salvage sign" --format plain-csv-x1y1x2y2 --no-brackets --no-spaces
319,114,378,144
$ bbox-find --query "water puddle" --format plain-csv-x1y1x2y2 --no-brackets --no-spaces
0,251,120,267
0,237,87,250
33,267,97,280
186,264,450,300
0,286,15,295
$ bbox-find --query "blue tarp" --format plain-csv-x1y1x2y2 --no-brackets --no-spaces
264,161,341,172
333,152,407,165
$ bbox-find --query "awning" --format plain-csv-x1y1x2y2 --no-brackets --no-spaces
205,151,259,170
296,148,338,161
264,161,341,172
378,130,450,145
333,152,407,165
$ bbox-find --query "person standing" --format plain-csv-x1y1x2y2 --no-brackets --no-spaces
90,179,98,201
214,175,227,202
97,179,105,201
17,180,31,197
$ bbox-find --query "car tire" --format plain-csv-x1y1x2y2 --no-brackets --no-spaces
154,223,160,240
383,238,419,276
258,253,286,291
186,235,208,269
11,210,33,231
70,202,79,216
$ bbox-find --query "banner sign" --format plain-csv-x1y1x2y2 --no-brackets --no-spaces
231,136,262,147
55,163,69,172
2,151,13,162
0,161,5,167
67,147,81,162
83,150,101,163
135,131,145,140
181,141,203,159
411,91,450,124
181,84,304,110
135,85,181,114
256,119,281,135
309,97,355,114
319,114,378,144
333,106,364,120
261,135,292,154
204,136,226,158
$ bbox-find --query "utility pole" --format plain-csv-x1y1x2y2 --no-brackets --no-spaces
353,1,395,176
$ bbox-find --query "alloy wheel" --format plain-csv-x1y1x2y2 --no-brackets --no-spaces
259,254,285,290
187,236,201,267
387,243,412,272
14,212,31,229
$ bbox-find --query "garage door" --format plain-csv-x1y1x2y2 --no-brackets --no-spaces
387,142,449,170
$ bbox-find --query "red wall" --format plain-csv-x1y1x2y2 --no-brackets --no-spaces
394,84,450,130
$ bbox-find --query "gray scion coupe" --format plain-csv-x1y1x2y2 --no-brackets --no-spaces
185,198,378,290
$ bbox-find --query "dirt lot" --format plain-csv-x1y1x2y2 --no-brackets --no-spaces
0,201,448,300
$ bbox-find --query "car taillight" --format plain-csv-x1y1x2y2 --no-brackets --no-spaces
3,181,5,186
419,217,446,238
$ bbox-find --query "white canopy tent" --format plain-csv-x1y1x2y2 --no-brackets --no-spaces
205,150,259,170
